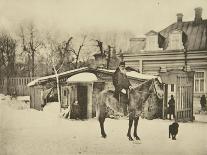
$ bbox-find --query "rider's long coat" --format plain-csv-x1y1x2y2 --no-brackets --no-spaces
112,68,131,99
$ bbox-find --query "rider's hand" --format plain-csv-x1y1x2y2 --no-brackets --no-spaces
129,86,133,90
121,89,126,94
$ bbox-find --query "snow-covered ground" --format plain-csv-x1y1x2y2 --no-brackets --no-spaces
1,94,207,155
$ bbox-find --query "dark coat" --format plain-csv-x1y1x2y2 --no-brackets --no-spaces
168,98,175,107
112,68,131,94
112,68,131,116
168,97,175,114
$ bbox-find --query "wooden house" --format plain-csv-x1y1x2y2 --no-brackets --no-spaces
121,7,207,114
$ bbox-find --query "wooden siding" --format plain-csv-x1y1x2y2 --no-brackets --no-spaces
123,50,207,74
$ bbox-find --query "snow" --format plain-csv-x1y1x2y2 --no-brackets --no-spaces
98,68,161,82
27,67,88,87
67,72,98,83
126,71,158,80
1,94,207,155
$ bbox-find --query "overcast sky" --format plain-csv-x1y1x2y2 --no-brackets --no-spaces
0,0,207,36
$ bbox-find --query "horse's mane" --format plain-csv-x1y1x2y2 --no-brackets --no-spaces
132,79,153,92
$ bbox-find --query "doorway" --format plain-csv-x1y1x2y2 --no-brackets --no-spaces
77,85,88,119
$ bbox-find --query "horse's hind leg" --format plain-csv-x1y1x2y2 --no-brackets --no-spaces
127,116,134,141
99,116,107,138
96,103,107,138
133,117,140,140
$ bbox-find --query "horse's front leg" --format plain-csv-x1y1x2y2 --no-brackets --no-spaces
127,114,134,141
133,117,140,140
99,116,107,138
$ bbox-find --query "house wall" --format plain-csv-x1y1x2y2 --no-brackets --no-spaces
122,50,207,113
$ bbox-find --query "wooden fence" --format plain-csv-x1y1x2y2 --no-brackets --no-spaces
0,77,43,111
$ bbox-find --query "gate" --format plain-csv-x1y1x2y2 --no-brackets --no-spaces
176,75,194,121
159,70,194,122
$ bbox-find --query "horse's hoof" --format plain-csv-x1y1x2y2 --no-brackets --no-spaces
127,136,134,141
102,134,107,138
134,136,140,140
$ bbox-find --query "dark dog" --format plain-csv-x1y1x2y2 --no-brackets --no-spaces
169,122,179,140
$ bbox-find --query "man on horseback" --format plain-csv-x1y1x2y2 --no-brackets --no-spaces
112,61,132,116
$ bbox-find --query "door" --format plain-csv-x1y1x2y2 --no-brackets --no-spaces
176,75,194,121
77,85,88,119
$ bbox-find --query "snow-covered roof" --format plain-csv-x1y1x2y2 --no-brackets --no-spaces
28,67,161,87
27,67,88,87
67,72,98,83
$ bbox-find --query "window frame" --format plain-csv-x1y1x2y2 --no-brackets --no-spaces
194,71,205,93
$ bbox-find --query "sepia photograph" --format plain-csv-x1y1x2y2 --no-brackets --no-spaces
0,0,207,155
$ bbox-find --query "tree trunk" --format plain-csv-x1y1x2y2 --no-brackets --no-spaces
53,65,61,113
32,50,35,77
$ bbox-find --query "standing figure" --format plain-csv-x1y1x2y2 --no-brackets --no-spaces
71,101,80,119
168,95,175,120
112,61,132,116
200,95,206,111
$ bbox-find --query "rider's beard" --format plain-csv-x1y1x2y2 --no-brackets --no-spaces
120,68,126,74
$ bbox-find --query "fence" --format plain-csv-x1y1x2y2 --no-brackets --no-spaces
0,77,37,95
0,77,43,111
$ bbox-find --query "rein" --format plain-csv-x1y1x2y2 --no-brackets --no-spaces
133,90,155,95
131,80,156,95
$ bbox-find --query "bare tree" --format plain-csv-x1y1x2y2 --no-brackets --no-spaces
69,35,87,69
0,32,16,94
46,35,73,112
19,22,44,77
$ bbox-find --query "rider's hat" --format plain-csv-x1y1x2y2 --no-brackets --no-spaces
119,61,125,67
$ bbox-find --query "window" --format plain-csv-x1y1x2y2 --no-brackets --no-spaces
194,72,205,92
64,90,67,96
171,84,174,92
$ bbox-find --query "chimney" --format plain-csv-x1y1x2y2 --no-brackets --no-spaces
177,13,183,23
129,37,146,53
194,7,202,24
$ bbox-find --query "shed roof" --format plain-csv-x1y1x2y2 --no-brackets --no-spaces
27,67,160,87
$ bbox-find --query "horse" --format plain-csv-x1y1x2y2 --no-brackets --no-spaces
96,79,159,141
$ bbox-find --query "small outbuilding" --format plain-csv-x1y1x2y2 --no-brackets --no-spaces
28,67,163,119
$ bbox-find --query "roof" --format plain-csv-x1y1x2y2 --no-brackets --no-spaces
67,72,98,83
159,20,207,51
27,67,160,87
27,67,89,87
145,30,158,36
97,68,159,80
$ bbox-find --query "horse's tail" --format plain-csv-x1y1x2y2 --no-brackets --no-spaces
96,90,109,120
96,101,100,120
96,91,104,120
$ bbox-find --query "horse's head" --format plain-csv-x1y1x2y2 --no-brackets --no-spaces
131,79,155,94
152,78,164,99
129,79,155,111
